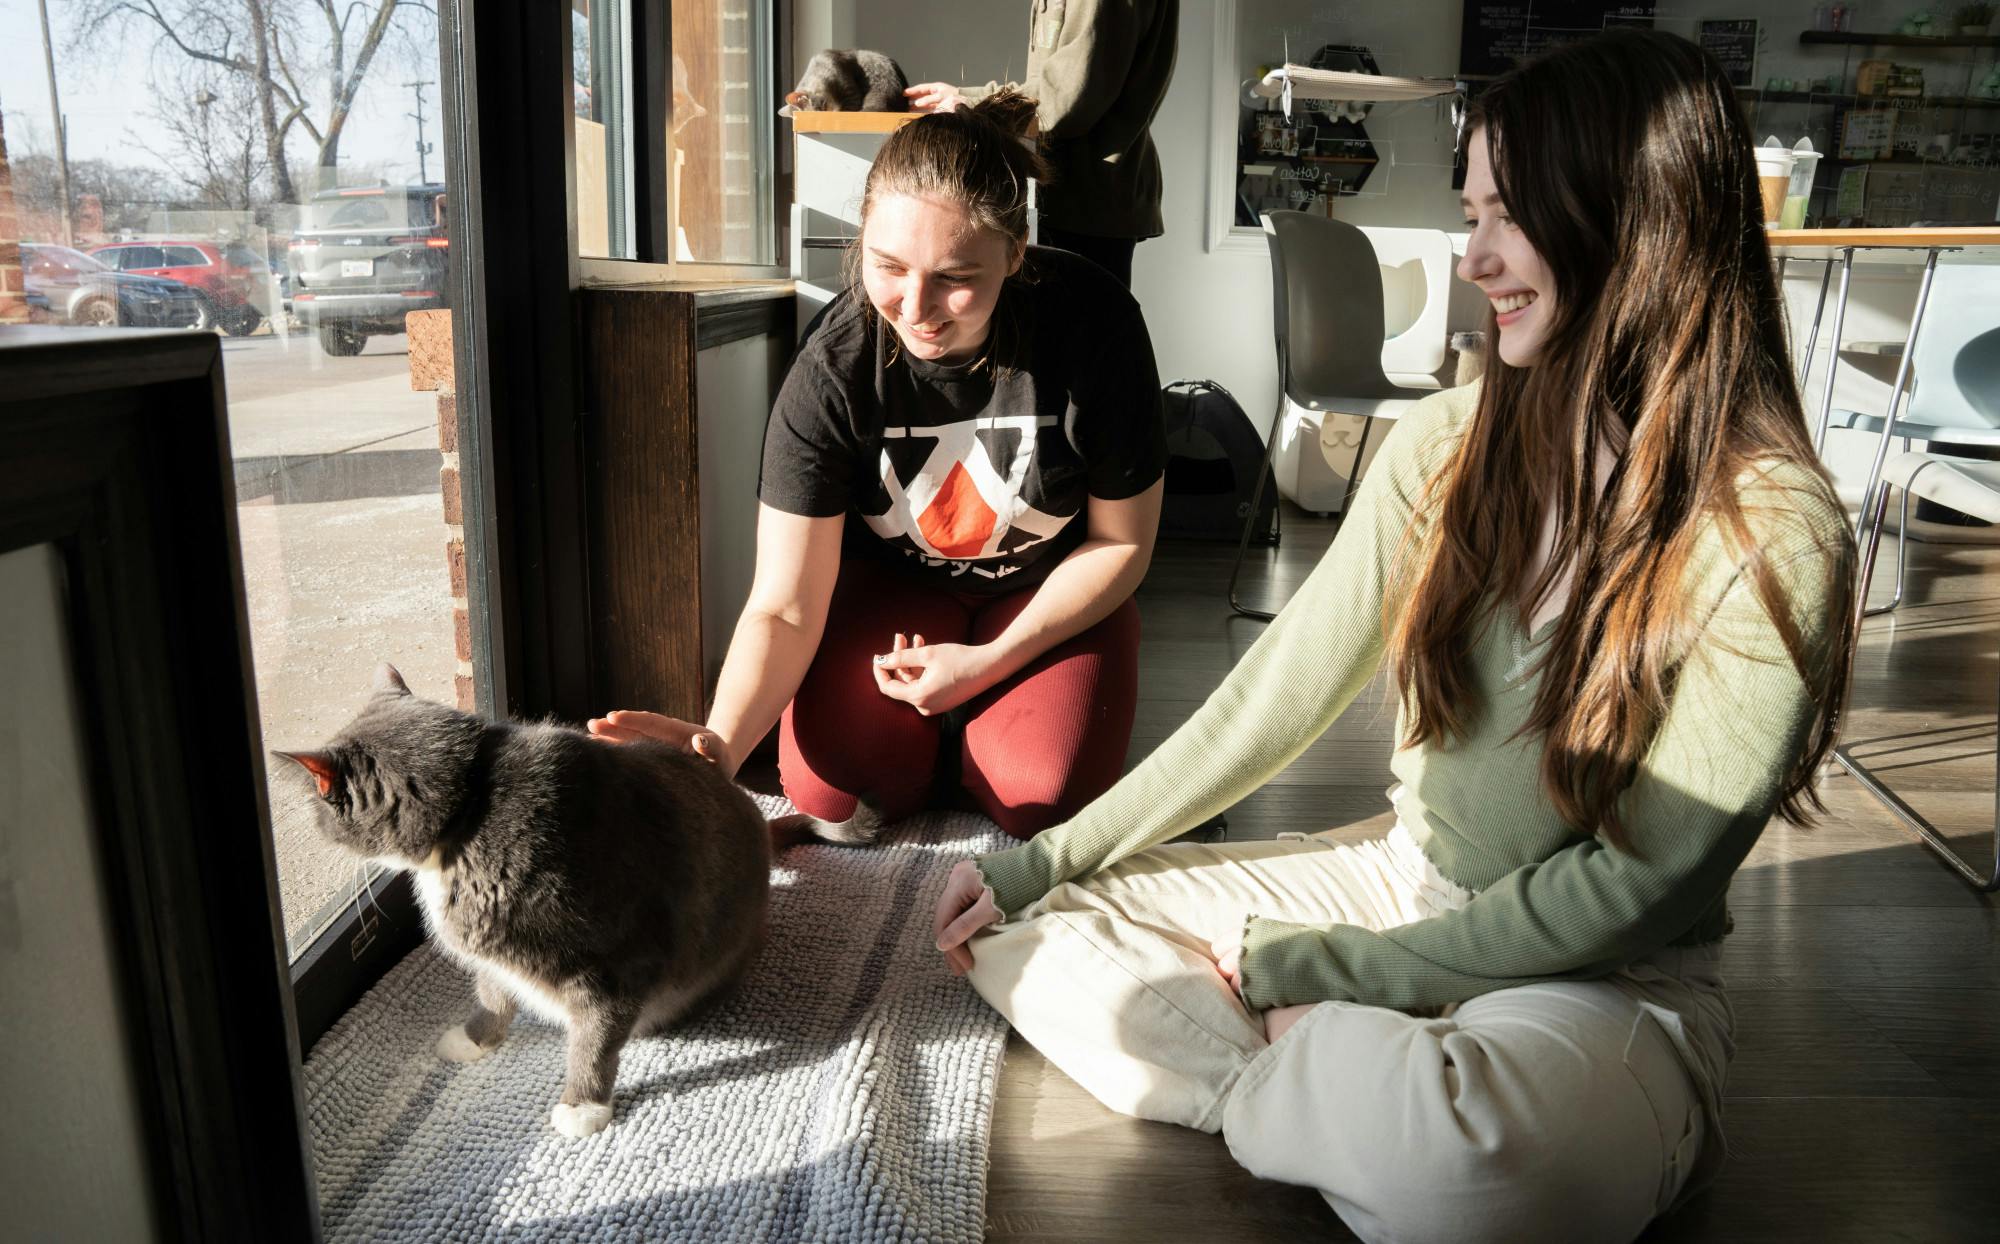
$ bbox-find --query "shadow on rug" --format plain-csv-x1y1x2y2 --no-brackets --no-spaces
304,803,1013,1242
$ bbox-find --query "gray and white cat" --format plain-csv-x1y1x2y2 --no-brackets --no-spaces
784,49,910,113
277,664,776,1138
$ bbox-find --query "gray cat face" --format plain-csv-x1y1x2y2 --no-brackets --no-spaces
275,663,481,867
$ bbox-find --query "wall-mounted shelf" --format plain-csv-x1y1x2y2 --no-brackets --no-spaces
785,111,923,134
1741,87,2000,111
1798,31,2000,49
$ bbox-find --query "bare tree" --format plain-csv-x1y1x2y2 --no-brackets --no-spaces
69,0,433,201
8,150,180,236
136,62,268,209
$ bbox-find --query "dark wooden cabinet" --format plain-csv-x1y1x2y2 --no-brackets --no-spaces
577,283,792,720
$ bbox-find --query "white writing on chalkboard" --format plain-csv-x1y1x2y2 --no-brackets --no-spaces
1698,19,1760,90
1458,3,1658,78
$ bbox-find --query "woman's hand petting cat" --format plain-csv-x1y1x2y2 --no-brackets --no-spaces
586,710,732,771
934,859,1003,975
872,632,995,716
904,82,963,112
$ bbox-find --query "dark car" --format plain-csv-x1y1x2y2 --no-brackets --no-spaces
288,183,449,356
89,239,274,336
21,243,205,329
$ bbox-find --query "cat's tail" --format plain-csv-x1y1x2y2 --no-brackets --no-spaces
768,798,891,849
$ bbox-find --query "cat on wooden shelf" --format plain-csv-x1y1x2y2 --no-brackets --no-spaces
783,48,910,114
276,663,883,1138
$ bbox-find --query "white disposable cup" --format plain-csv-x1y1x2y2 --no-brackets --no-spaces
1754,148,1796,224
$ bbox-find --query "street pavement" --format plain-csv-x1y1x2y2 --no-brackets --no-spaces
216,330,460,954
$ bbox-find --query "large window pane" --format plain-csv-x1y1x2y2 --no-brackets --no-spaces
574,0,638,258
673,0,777,264
1,0,479,957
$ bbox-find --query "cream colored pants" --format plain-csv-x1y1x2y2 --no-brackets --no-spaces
966,822,1736,1244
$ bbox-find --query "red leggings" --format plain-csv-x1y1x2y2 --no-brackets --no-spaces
780,559,1140,841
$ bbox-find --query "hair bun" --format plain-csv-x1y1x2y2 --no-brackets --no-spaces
967,88,1041,142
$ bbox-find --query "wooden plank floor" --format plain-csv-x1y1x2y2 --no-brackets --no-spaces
982,507,2000,1244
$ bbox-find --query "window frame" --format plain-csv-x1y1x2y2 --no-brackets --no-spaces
284,0,592,1049
577,0,792,282
282,0,796,1053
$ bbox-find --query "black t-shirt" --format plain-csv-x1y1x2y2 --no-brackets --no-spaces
759,247,1166,595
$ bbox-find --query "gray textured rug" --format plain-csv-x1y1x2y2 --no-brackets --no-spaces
304,804,1012,1242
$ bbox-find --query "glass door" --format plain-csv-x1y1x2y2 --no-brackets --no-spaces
0,0,481,961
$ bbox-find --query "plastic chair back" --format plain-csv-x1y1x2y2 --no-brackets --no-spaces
1261,212,1412,406
1359,225,1454,379
1911,264,2000,430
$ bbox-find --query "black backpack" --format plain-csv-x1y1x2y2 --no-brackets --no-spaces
1158,380,1278,545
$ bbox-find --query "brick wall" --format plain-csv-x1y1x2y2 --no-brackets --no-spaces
0,111,29,325
405,308,475,711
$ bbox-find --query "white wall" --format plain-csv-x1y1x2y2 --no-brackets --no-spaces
848,3,1029,88
698,330,792,694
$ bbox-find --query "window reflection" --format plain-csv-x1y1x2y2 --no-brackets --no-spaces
0,0,474,956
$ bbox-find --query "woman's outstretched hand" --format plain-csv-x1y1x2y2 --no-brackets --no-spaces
905,82,963,113
934,859,1003,975
872,632,995,717
587,710,732,772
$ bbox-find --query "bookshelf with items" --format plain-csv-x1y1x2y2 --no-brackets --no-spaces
1738,19,2000,228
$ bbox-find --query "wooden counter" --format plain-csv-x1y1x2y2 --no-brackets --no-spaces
1768,226,2000,260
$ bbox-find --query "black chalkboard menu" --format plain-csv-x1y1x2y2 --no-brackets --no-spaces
1698,19,1759,88
1459,3,1657,78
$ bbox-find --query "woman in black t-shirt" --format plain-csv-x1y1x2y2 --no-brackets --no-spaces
589,91,1166,841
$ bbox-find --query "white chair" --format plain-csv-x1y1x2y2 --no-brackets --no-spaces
1360,225,1456,388
1269,224,1456,515
1822,263,2000,614
1230,212,1441,619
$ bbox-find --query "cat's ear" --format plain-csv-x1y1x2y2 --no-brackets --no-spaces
273,750,342,800
373,663,412,697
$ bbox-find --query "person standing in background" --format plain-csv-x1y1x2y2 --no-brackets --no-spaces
905,0,1178,289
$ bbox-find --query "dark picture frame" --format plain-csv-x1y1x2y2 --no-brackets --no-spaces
0,327,319,1240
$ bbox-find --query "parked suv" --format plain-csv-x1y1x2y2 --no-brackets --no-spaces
89,239,272,335
288,183,449,356
21,243,205,329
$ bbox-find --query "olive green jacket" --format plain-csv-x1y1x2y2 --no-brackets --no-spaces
969,0,1178,239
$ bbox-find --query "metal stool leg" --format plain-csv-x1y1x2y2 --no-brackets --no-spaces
1840,457,1998,890
1854,250,1941,547
1796,256,1835,392
1863,443,1917,619
1812,249,1855,454
1833,631,2000,892
1229,396,1290,620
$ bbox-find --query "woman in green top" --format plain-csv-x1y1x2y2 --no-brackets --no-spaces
931,29,1857,1241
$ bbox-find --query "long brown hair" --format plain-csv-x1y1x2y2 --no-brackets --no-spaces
1390,28,1856,848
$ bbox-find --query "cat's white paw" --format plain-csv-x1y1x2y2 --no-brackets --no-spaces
551,1101,614,1138
436,1025,489,1063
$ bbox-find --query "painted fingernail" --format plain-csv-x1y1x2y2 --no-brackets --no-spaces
873,653,888,664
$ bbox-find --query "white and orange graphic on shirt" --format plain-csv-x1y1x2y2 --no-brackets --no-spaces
862,414,1073,578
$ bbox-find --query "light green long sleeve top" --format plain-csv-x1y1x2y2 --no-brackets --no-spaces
975,384,1851,1012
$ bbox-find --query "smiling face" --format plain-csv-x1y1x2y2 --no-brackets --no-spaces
1457,130,1559,369
860,192,1023,365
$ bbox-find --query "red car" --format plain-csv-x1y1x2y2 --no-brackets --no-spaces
87,239,272,335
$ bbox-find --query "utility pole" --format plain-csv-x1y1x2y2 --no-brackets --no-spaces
36,0,72,245
406,80,435,184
